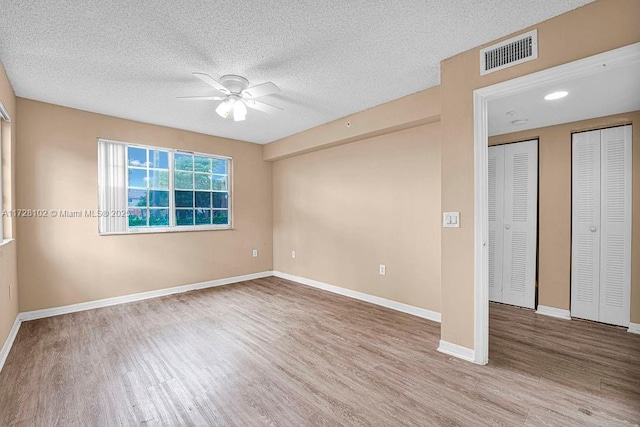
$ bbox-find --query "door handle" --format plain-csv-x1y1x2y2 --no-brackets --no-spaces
505,224,511,230
590,226,597,232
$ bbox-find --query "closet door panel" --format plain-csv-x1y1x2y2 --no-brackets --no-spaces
502,140,538,309
598,125,631,327
571,130,601,322
488,145,505,303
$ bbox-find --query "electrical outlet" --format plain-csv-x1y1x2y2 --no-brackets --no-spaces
292,250,296,259
252,249,258,258
379,264,386,276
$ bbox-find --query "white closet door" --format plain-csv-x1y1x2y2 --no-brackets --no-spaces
598,125,632,327
571,130,602,322
488,145,505,303
502,140,538,309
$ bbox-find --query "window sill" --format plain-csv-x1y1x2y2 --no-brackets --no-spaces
0,238,15,248
100,225,233,236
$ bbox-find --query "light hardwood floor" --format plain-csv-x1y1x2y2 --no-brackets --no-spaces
1,277,639,426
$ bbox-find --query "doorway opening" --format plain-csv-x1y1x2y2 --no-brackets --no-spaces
473,42,640,365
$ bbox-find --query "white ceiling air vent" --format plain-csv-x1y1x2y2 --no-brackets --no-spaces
480,29,538,75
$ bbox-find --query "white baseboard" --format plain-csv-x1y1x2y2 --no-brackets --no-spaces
536,305,571,320
437,340,477,364
272,271,441,323
19,271,273,322
1,271,272,373
629,323,640,335
0,315,22,373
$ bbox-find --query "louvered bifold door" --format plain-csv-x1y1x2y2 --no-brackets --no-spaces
488,145,505,303
502,140,538,309
571,130,601,322
598,125,631,327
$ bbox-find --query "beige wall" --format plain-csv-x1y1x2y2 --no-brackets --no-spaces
0,60,18,353
440,0,640,349
16,99,272,312
4,0,639,358
264,86,441,161
273,123,441,312
490,111,640,323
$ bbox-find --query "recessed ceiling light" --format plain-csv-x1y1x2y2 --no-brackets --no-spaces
511,119,528,126
544,91,568,101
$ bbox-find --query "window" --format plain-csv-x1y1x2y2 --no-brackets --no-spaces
127,146,170,227
0,121,3,241
98,139,231,234
0,101,10,241
172,152,230,227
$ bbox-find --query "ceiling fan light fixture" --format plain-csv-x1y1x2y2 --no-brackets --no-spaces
544,91,568,101
233,100,247,122
185,72,283,121
215,100,232,118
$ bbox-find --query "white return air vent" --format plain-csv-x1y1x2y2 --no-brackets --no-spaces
480,30,538,75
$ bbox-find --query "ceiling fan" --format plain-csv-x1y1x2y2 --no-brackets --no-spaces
179,73,283,122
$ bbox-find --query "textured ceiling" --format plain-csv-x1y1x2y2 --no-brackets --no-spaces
0,0,594,144
489,61,640,136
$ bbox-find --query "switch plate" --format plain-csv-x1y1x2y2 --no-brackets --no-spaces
252,249,258,258
443,212,460,228
292,250,296,259
379,264,386,276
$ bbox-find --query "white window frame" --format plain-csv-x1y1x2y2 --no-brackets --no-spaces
0,101,11,242
99,139,232,235
0,121,3,242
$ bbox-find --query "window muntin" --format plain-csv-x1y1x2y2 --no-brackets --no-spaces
127,147,171,228
172,153,229,227
124,143,231,232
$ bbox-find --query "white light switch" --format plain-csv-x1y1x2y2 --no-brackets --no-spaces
443,212,460,228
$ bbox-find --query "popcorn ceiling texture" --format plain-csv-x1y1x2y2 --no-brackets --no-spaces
0,0,594,144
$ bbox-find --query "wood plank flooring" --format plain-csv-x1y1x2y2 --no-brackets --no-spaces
0,277,639,426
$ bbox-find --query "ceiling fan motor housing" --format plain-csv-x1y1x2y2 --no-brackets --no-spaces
220,75,249,94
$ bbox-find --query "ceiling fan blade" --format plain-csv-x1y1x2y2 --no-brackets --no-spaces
244,99,283,115
192,73,230,94
242,81,280,98
177,96,225,101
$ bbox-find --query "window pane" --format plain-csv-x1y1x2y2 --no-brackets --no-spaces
176,209,194,226
128,189,147,207
175,171,193,189
148,190,169,207
128,208,148,227
149,209,169,226
194,156,211,173
195,191,211,208
149,150,168,169
175,154,193,171
212,192,228,208
212,210,229,225
128,168,147,189
212,175,227,191
149,170,169,189
175,191,194,208
194,173,211,190
195,209,211,225
128,147,147,167
212,159,227,174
